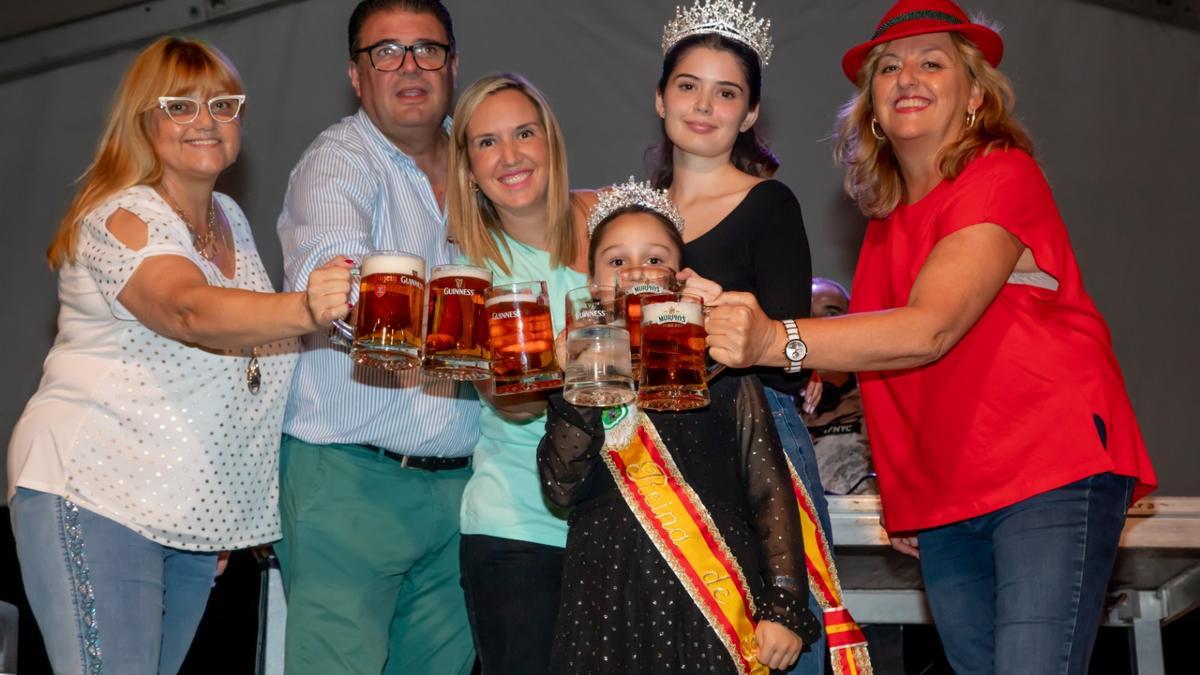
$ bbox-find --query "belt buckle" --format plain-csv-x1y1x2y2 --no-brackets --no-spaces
399,454,411,468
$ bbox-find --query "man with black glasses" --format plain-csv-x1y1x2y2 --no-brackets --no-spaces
274,2,476,672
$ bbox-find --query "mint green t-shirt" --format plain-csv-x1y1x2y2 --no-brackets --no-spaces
459,232,587,547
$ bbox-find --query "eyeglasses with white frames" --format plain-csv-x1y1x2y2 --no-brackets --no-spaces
157,95,246,124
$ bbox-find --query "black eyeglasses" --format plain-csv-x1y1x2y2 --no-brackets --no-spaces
351,40,452,72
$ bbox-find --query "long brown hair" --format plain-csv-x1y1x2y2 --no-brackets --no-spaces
832,30,1034,218
447,73,576,275
648,33,778,188
47,37,244,269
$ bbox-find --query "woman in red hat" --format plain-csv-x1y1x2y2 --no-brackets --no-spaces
692,1,1157,672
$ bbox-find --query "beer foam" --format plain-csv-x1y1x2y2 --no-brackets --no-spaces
362,253,425,279
431,264,493,284
485,292,541,307
642,300,702,326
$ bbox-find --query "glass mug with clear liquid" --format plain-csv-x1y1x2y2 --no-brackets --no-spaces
331,250,425,370
562,284,635,407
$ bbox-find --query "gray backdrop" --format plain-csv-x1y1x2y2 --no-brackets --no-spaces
2,0,1197,496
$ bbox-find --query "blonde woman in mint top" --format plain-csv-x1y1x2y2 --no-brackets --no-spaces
7,37,351,674
447,73,594,675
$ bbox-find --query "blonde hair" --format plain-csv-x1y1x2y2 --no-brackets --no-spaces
832,30,1034,218
447,73,576,276
47,36,244,269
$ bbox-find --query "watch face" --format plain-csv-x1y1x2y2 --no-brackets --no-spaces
785,339,807,362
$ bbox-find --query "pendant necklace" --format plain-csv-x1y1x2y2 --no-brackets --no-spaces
158,185,261,394
246,347,261,395
158,187,221,260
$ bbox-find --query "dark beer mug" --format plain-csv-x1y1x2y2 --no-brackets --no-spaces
485,281,563,394
615,265,677,378
422,264,493,380
332,250,425,370
638,292,721,411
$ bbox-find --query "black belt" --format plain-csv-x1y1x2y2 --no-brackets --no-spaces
362,445,470,472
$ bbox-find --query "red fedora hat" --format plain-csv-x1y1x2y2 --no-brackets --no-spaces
841,0,1004,84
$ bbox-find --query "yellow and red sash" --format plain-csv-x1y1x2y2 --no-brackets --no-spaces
786,461,873,674
601,405,768,675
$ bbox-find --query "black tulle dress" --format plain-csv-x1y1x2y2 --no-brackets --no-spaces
537,374,821,674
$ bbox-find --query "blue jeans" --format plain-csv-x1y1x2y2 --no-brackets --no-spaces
917,472,1134,675
765,388,829,675
10,487,218,675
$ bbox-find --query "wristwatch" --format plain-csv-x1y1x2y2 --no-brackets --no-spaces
781,319,807,374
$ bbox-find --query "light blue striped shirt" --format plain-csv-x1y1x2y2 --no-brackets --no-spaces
277,109,479,457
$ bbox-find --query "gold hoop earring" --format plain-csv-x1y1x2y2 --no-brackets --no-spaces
870,117,886,141
966,109,977,128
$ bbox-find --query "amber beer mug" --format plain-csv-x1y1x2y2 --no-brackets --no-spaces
332,251,425,369
485,281,563,394
638,292,719,411
422,264,493,380
615,265,677,377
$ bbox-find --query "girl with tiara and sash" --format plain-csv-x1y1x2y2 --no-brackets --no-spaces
538,179,821,674
648,3,870,672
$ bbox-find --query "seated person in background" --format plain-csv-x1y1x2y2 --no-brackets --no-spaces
802,278,876,495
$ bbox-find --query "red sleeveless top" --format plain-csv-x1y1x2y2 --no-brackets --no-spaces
849,149,1156,532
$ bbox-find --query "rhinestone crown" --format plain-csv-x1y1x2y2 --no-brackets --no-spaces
662,0,774,67
587,177,685,237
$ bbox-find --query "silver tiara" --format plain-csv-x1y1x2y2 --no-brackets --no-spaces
662,0,774,68
587,177,685,237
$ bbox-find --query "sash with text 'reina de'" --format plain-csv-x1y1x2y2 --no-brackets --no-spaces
601,405,767,675
787,460,873,674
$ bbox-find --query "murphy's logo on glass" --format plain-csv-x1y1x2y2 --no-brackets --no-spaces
642,302,701,326
630,283,667,295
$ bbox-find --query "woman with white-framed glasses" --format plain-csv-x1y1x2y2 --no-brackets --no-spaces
7,36,353,673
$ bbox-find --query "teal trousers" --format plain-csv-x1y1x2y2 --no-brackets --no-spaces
275,435,474,675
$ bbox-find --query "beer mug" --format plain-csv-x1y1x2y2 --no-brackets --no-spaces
331,250,426,370
638,292,723,412
422,264,493,380
485,281,563,394
562,285,635,407
615,265,678,377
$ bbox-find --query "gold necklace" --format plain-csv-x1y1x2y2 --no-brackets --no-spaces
157,185,259,393
159,188,221,260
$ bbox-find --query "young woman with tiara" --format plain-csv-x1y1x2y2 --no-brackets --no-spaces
650,3,864,671
538,178,821,674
